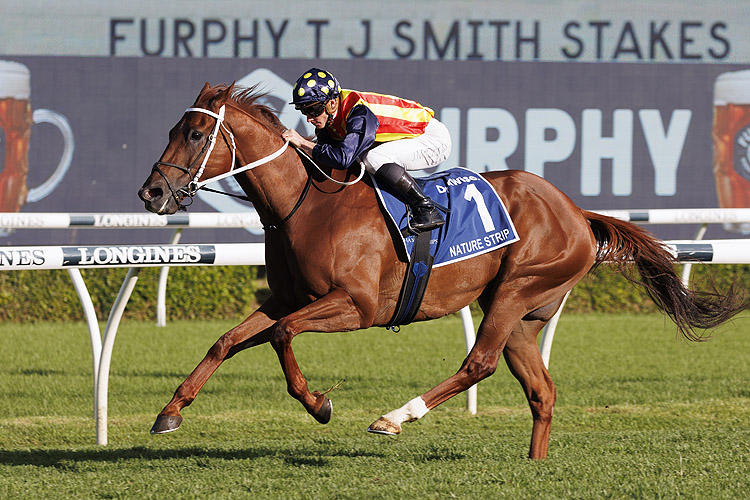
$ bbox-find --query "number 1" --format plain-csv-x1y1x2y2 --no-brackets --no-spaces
464,183,495,232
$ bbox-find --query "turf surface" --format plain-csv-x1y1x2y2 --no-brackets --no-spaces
1,313,748,499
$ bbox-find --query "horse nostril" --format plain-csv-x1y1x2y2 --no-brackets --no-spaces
138,186,163,202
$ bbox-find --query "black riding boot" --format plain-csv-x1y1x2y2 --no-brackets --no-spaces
375,163,445,233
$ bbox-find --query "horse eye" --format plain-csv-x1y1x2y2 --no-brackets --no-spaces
190,130,203,141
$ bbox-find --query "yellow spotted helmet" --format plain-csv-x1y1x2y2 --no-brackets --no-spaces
290,68,341,107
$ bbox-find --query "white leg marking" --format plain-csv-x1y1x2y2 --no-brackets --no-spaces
382,396,429,425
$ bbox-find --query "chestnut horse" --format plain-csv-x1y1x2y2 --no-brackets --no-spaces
138,83,745,459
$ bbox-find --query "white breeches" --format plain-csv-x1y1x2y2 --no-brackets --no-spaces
361,118,452,174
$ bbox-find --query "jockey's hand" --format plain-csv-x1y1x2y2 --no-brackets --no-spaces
282,128,316,157
282,128,305,147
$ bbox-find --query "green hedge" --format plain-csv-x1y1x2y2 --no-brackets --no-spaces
0,266,259,323
566,263,750,313
0,264,747,323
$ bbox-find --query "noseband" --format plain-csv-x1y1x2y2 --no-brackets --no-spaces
151,104,288,210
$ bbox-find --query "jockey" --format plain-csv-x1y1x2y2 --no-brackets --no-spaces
282,68,451,233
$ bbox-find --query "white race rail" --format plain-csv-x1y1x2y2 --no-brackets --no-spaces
1,213,269,445
0,212,263,326
0,211,262,229
1,242,265,446
594,208,750,285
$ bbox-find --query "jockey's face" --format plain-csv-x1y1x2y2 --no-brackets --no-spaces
299,98,337,129
306,107,329,129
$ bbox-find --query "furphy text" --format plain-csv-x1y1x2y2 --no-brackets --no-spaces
108,17,731,62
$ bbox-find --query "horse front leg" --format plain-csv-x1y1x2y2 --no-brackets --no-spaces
269,288,364,424
151,304,278,434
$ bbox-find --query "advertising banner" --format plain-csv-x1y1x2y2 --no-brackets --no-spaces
2,1,750,243
0,56,747,244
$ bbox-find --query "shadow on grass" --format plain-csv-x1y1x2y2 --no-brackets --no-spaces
0,445,384,469
15,369,68,376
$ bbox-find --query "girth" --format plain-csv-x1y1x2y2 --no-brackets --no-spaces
386,229,434,331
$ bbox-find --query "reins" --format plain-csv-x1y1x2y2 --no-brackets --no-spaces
291,144,366,187
152,102,365,228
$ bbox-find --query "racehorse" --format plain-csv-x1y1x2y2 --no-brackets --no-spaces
138,82,746,459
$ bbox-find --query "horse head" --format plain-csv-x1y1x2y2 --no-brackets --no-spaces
138,82,237,214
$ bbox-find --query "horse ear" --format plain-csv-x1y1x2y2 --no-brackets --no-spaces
215,82,235,105
200,82,211,94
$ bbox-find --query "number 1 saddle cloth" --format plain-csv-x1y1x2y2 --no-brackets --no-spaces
372,167,520,267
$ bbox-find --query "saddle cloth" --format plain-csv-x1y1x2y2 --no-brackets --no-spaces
372,167,520,267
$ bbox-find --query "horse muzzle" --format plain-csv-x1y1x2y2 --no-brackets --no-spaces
138,182,179,215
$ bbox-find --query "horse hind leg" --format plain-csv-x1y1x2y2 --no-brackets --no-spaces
368,297,563,461
503,314,557,459
368,294,525,437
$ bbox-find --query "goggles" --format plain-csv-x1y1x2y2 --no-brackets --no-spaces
296,101,328,118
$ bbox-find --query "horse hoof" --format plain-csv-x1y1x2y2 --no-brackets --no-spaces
150,414,183,434
312,395,333,424
367,417,401,436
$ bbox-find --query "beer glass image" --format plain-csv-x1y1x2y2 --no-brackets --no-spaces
0,60,74,215
713,70,750,234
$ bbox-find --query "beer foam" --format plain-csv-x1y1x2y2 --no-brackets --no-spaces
0,60,30,100
714,70,750,106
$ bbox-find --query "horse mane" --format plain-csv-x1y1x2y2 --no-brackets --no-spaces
207,83,322,174
207,83,286,133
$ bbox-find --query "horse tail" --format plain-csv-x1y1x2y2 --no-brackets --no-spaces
583,210,747,341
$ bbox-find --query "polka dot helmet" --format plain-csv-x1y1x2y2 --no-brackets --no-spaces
290,68,341,107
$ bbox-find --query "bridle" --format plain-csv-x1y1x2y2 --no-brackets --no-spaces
150,104,289,211
150,102,366,228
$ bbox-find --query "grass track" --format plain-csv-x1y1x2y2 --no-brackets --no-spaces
1,313,749,499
